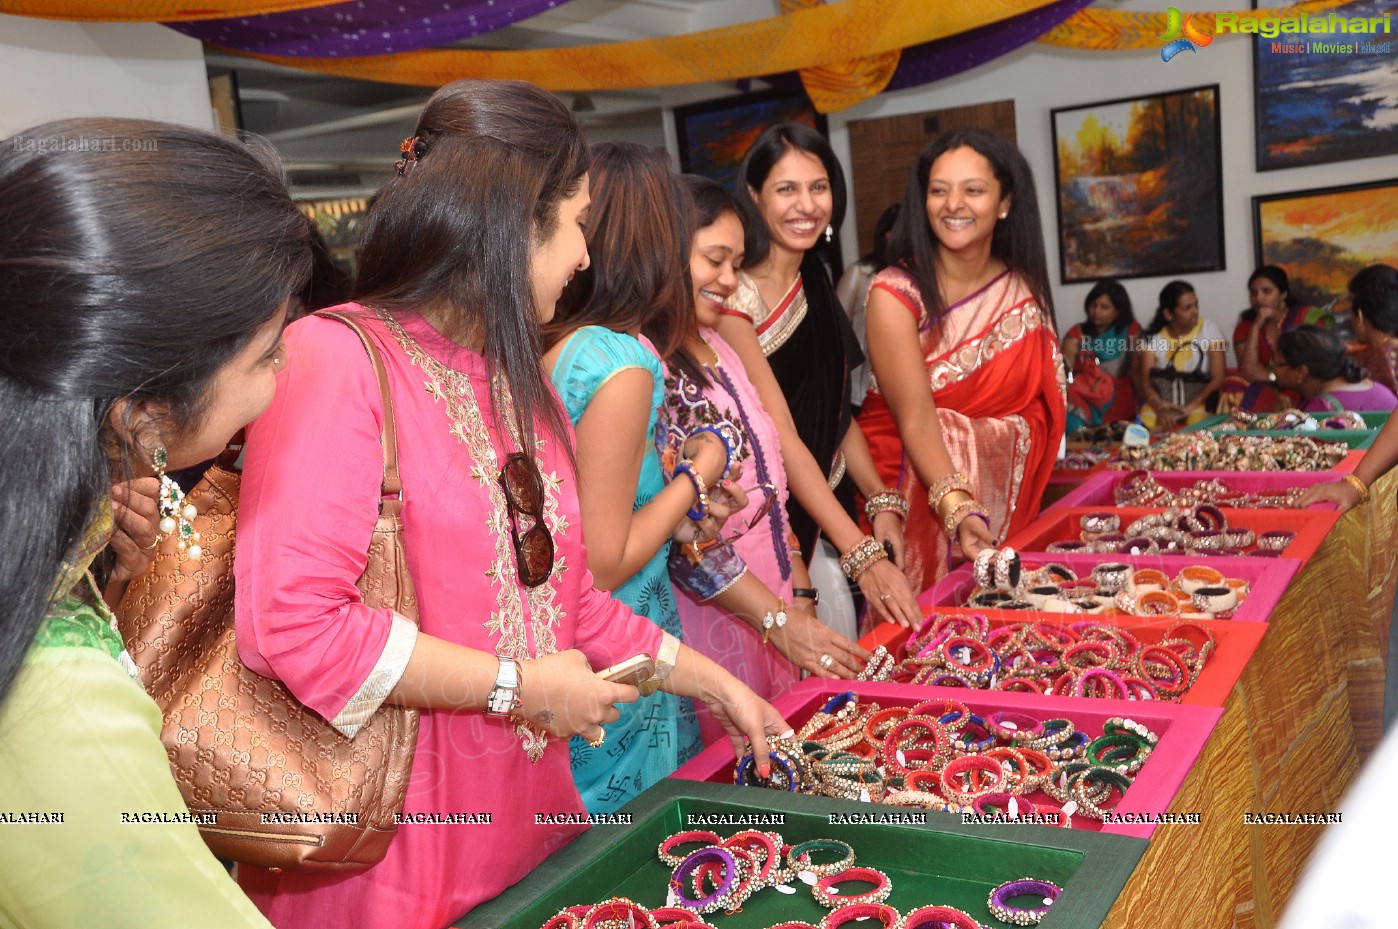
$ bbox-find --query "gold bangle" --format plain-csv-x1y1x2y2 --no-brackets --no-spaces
926,471,973,512
936,489,972,522
1342,473,1371,505
838,535,888,582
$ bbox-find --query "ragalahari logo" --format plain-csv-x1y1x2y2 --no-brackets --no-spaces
1158,7,1214,61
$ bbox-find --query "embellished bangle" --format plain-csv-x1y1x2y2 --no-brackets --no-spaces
684,424,737,478
838,535,888,582
721,830,782,889
671,459,709,521
657,830,723,867
786,838,856,880
1343,472,1372,504
1256,529,1295,552
1079,511,1121,539
927,471,973,511
903,905,981,929
812,866,893,908
987,711,1044,743
987,878,1063,926
761,598,787,644
864,488,909,522
582,898,659,929
943,500,986,538
819,903,900,929
994,548,1022,590
973,547,997,589
670,848,745,914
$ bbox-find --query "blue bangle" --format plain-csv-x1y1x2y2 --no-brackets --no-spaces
671,459,709,521
821,691,858,715
686,424,737,477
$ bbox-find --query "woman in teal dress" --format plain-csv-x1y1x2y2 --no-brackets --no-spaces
543,142,728,812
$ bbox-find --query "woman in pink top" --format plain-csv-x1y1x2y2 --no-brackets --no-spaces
233,80,785,929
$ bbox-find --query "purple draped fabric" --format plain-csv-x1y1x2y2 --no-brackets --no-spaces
166,0,573,57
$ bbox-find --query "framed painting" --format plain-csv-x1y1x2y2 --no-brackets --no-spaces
1252,0,1398,171
1253,178,1398,309
672,89,826,192
1051,84,1224,284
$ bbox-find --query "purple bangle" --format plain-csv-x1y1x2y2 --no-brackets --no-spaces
1256,530,1295,552
987,878,1063,926
672,848,740,914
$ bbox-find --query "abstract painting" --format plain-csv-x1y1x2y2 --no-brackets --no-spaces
1254,178,1398,308
1253,0,1398,171
673,90,826,193
1051,85,1224,283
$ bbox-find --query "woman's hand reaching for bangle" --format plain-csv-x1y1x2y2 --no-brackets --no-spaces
769,603,870,678
856,556,921,629
516,649,637,743
955,513,996,561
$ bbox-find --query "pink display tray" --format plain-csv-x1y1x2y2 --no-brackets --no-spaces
1049,469,1345,510
672,678,1223,839
1006,506,1339,567
921,551,1300,623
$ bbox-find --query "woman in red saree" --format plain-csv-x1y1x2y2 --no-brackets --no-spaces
857,128,1066,593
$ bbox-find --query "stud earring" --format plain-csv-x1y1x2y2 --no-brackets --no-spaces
825,224,834,243
153,446,202,560
999,212,1008,219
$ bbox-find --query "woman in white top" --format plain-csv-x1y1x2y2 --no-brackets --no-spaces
1134,279,1227,430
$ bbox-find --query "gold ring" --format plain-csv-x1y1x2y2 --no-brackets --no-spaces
144,536,161,551
586,730,606,749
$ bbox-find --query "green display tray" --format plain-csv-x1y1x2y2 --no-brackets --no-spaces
1181,411,1386,449
456,779,1146,929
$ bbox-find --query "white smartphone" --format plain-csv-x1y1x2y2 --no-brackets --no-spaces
597,653,655,687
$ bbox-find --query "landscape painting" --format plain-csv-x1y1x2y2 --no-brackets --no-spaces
1253,0,1398,171
673,90,825,192
1051,85,1224,283
1254,179,1398,308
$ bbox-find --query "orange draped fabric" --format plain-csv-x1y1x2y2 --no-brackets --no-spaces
857,268,1066,594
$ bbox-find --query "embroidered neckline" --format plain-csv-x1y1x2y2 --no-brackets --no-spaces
377,310,562,762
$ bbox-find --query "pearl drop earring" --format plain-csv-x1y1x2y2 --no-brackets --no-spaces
825,224,834,243
153,446,202,560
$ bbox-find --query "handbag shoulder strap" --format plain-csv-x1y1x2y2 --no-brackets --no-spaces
314,311,403,512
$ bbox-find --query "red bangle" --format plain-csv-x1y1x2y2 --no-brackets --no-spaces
940,753,1005,804
650,909,715,929
901,906,980,929
812,867,894,908
657,830,722,867
583,898,657,929
819,903,900,929
909,698,970,731
1063,640,1121,671
721,830,780,888
865,706,910,741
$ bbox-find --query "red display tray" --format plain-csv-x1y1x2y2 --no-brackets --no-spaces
860,606,1266,708
672,679,1222,840
921,551,1300,623
1006,505,1338,567
1048,469,1346,511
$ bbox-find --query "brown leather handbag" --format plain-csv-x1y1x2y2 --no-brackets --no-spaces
116,311,419,873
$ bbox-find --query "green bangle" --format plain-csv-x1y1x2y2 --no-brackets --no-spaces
786,838,856,878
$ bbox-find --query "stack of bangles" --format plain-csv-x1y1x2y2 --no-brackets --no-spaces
838,536,888,583
542,829,1062,929
928,471,988,539
964,560,1250,619
864,487,910,524
892,612,1216,700
1117,431,1347,472
732,694,1159,823
1112,469,1303,509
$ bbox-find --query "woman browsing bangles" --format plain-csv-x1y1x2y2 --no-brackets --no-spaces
232,80,786,929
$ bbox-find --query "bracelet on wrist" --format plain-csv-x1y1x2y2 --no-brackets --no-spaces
761,598,788,644
838,536,888,582
864,488,909,523
927,471,973,512
671,459,709,521
1343,473,1371,504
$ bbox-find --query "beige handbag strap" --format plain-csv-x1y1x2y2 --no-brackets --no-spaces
315,311,403,513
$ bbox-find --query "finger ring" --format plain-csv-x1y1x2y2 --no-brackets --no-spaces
144,535,162,551
879,594,891,601
586,730,606,749
818,654,834,669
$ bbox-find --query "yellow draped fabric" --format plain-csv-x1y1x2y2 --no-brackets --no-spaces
779,0,900,114
1038,0,1352,49
0,0,326,20
231,0,1051,92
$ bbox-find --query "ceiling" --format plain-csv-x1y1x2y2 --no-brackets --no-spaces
209,0,771,199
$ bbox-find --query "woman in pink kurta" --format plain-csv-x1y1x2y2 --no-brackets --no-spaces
233,79,784,929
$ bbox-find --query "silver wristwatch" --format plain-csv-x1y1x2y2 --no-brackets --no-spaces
485,657,521,717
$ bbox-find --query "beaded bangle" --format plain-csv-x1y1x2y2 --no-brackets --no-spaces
942,500,986,538
819,903,900,929
786,838,856,880
1104,716,1160,748
974,791,1038,819
812,866,893,908
670,848,744,914
987,710,1044,743
657,830,723,867
684,424,737,478
987,878,1063,926
950,715,996,754
1256,530,1296,552
650,909,716,929
721,830,783,889
541,911,583,929
1070,767,1134,820
940,753,1005,805
583,898,659,929
903,905,981,929
671,459,709,521
864,488,910,522
838,535,888,582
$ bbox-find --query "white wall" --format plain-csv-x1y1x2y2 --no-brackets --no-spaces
665,0,1393,351
0,16,212,138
